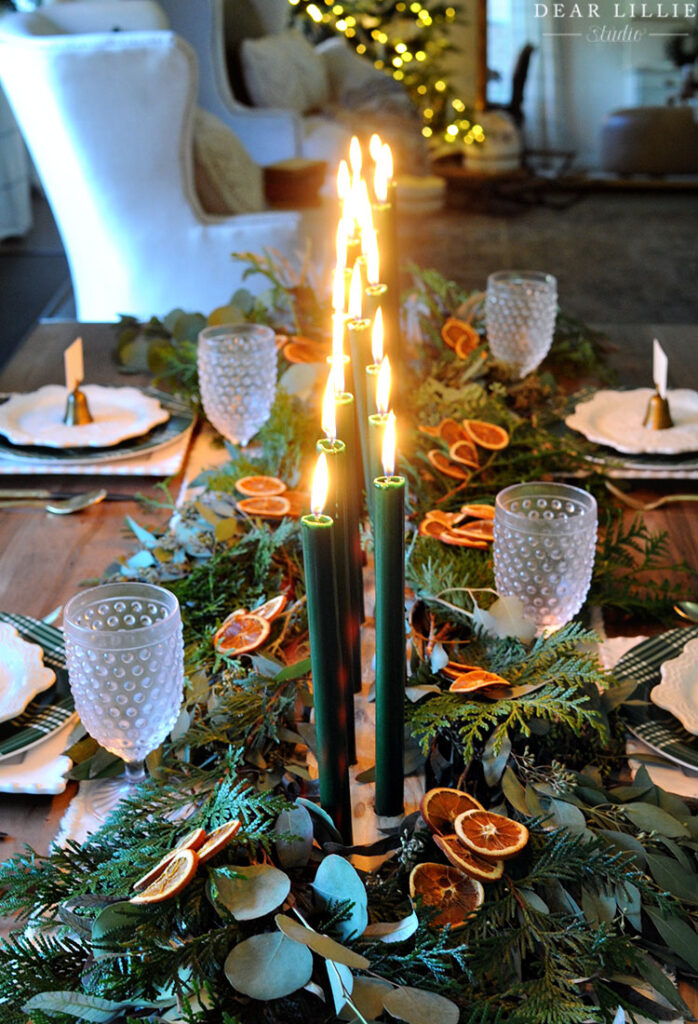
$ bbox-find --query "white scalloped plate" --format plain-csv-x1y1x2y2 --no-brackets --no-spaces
565,388,698,454
0,384,170,448
651,637,698,735
0,622,56,723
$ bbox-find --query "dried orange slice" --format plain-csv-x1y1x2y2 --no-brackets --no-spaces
438,418,467,446
131,848,198,904
427,450,469,480
283,339,329,364
433,834,504,883
420,787,484,835
419,518,447,539
424,510,461,528
214,612,270,654
441,317,478,353
237,495,291,518
409,862,484,929
235,475,287,497
449,669,508,693
448,440,480,468
418,423,441,438
462,420,510,450
454,326,481,359
132,851,177,892
440,530,487,548
176,826,208,852
460,503,495,520
253,594,288,621
452,519,494,543
442,661,481,679
455,809,529,861
198,819,242,863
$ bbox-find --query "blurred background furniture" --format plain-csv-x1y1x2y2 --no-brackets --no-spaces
0,83,32,241
0,1,305,322
600,106,698,176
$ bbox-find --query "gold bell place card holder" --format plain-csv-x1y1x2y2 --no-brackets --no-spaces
643,338,674,430
300,136,406,844
63,337,94,426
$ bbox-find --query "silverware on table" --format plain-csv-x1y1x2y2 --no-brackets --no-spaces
0,488,108,514
674,601,698,624
0,488,141,502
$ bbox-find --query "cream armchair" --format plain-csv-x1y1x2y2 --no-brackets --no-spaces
0,2,304,322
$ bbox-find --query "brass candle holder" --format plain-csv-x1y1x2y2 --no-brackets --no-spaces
63,382,93,426
642,390,673,430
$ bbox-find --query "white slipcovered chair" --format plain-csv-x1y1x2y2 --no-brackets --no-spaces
0,2,304,321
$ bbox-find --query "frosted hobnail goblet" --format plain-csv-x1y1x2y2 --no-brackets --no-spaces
197,323,277,445
64,582,184,816
485,271,557,378
493,482,598,633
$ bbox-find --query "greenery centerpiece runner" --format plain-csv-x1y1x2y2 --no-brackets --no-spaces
1,257,696,1024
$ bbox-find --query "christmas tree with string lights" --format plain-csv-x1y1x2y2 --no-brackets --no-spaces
289,0,484,146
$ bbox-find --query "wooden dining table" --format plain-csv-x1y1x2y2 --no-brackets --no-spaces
0,318,696,1015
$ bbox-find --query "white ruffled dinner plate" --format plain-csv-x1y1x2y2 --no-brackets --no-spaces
0,622,56,723
565,388,698,454
651,637,698,735
0,384,170,449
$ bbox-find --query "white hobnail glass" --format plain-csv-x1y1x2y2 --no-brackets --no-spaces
485,271,557,377
197,323,277,445
64,583,184,815
493,482,598,633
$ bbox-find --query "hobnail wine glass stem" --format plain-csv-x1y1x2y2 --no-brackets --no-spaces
124,759,146,786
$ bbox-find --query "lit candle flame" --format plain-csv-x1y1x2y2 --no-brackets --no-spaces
348,262,363,319
382,410,396,478
369,133,383,162
349,136,362,182
331,312,345,393
322,370,337,441
372,307,384,365
376,354,391,415
332,264,345,314
365,228,380,285
311,451,329,517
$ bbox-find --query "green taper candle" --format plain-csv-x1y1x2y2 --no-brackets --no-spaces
317,436,356,764
365,282,387,322
366,364,380,419
368,412,390,507
334,391,365,688
373,189,401,406
301,504,353,843
373,470,406,816
347,317,373,501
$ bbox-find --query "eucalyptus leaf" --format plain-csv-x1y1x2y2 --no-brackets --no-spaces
381,985,460,1024
524,784,549,820
471,594,536,643
275,914,370,969
634,951,693,1016
362,911,419,943
208,864,290,921
545,798,588,835
581,885,616,925
296,797,343,844
125,515,158,550
614,880,642,930
22,991,137,1022
482,729,512,787
645,907,698,970
520,888,549,914
326,959,353,1014
621,802,689,838
224,932,313,1000
430,643,449,672
214,518,240,543
274,803,314,868
598,828,648,866
274,657,312,682
311,854,368,940
356,765,376,783
405,684,442,702
502,767,529,816
92,901,147,955
339,977,393,1020
646,853,698,903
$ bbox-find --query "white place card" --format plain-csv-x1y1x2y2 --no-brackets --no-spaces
653,337,668,399
64,336,84,393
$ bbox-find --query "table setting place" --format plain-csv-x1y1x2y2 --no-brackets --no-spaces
1,136,698,1024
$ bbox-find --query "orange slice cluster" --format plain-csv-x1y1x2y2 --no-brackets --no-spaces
235,476,286,497
419,787,528,887
408,862,484,929
417,502,495,550
131,819,241,904
422,418,509,487
441,317,482,360
213,595,287,654
280,335,330,364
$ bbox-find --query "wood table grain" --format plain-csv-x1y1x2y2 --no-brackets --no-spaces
0,320,696,1016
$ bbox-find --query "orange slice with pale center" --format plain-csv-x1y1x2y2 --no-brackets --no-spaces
419,518,447,539
462,420,510,450
433,834,504,882
452,519,494,543
253,594,288,621
448,440,480,468
214,612,270,654
420,787,484,835
236,495,291,518
460,503,495,520
198,819,242,863
418,423,441,438
438,418,467,446
427,450,469,480
235,475,287,497
448,669,509,693
441,317,478,353
440,530,488,548
131,848,198,904
455,809,529,861
454,326,481,359
409,862,484,929
283,338,329,364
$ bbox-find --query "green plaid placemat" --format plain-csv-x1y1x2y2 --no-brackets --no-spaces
0,611,75,759
616,627,698,771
